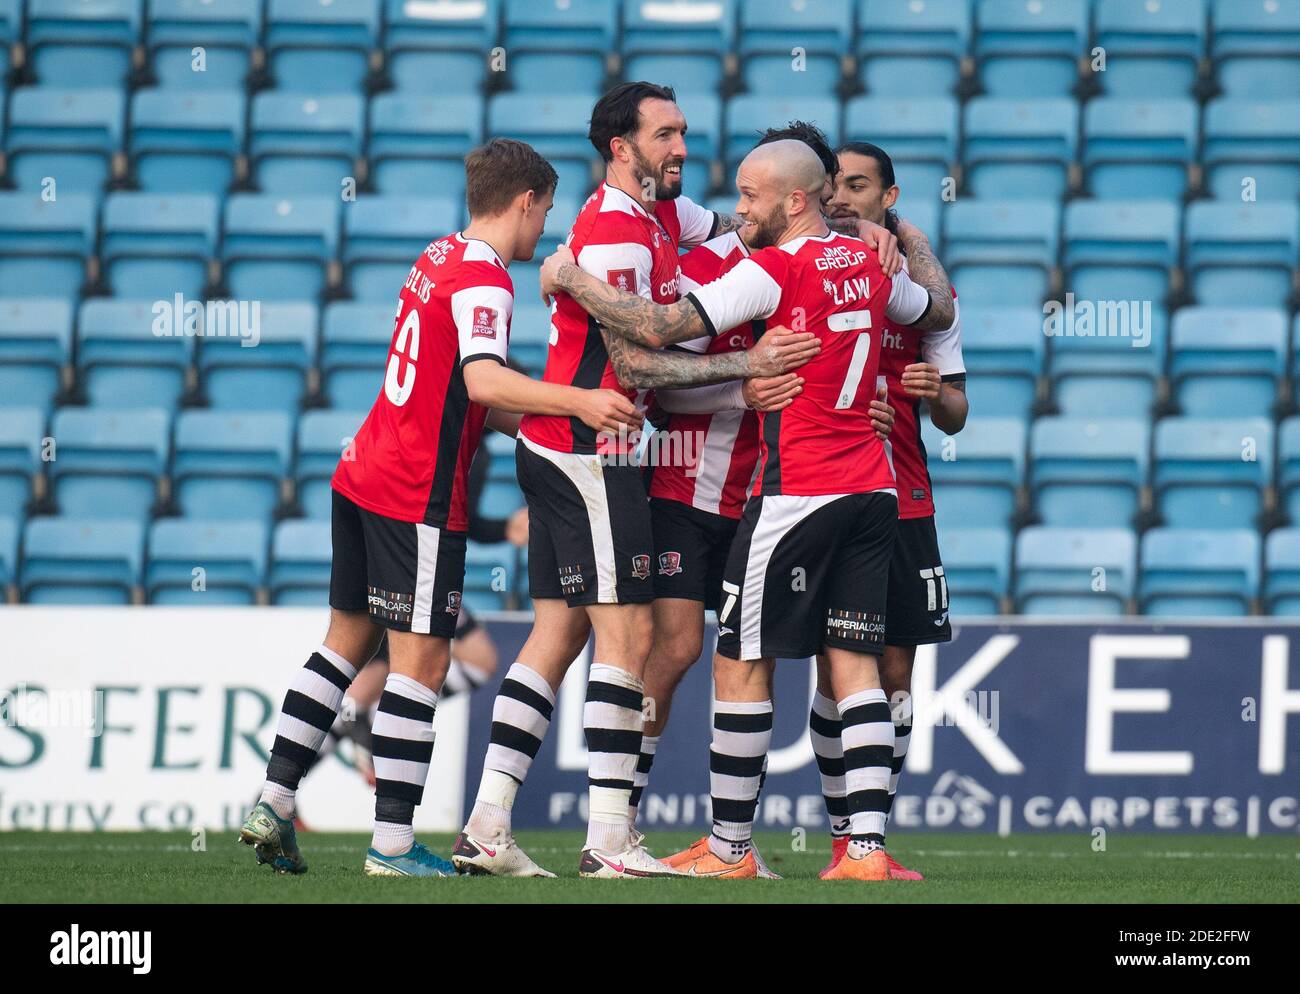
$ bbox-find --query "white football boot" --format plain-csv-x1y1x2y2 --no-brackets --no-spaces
578,833,682,879
450,831,556,878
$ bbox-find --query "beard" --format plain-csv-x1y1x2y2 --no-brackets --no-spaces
631,145,683,201
746,204,788,250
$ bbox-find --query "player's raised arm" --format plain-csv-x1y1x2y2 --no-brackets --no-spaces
599,324,819,390
890,217,956,331
463,362,641,437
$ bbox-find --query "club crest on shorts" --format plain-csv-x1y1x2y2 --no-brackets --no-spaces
446,590,461,614
631,554,651,580
607,268,636,293
471,306,498,339
658,551,682,576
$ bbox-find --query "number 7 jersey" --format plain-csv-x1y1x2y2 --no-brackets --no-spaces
684,231,932,498
332,233,512,530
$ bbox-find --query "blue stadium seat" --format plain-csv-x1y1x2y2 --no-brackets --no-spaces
1014,526,1135,615
1083,99,1198,200
510,298,553,375
1203,99,1300,202
221,195,340,302
270,518,330,604
725,95,841,174
1049,305,1168,418
1062,199,1179,307
265,0,380,93
488,94,600,198
21,517,144,604
27,0,142,87
1169,307,1286,417
47,407,170,523
0,514,18,588
974,0,1088,97
479,431,523,519
384,0,499,94
0,407,45,522
0,298,72,415
1276,416,1300,524
1093,0,1206,97
322,302,391,408
936,526,1011,616
0,193,95,304
621,0,734,96
343,196,460,301
957,306,1043,419
942,201,1059,306
674,93,721,200
199,302,317,415
464,540,516,611
1211,0,1300,99
857,0,970,97
173,410,293,522
962,98,1078,201
368,93,483,200
842,97,958,206
297,410,365,519
924,417,1026,528
130,88,246,196
1264,528,1300,615
739,0,852,97
1139,528,1259,616
1184,201,1299,309
146,518,268,604
78,299,193,411
501,0,615,95
101,193,218,299
251,92,364,196
1153,417,1273,528
5,88,125,193
1029,417,1149,527
148,0,261,90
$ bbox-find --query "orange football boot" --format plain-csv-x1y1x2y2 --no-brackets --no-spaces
822,846,922,881
664,836,758,878
818,836,849,878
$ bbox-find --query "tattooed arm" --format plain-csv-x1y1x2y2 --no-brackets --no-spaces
893,218,955,331
601,329,819,390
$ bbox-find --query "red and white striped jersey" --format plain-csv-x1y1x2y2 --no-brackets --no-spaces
332,233,510,530
519,183,715,455
686,231,932,498
877,260,965,519
648,231,760,520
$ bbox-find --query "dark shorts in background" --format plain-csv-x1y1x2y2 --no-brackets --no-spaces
886,514,953,646
649,496,739,611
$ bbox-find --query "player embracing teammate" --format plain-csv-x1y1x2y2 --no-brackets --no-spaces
541,138,957,880
238,138,644,878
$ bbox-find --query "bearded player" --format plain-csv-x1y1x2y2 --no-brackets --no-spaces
540,140,956,880
237,138,641,878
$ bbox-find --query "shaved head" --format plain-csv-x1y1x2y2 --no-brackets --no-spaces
733,139,829,249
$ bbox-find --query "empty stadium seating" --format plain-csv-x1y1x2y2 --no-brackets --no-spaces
146,518,268,604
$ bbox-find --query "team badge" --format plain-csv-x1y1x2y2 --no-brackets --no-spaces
446,591,462,614
658,551,682,576
631,554,651,580
471,306,497,339
608,268,636,293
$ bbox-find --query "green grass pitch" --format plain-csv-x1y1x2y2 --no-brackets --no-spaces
2,831,1297,903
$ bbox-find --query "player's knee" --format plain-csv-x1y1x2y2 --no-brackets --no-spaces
324,608,383,667
656,628,703,674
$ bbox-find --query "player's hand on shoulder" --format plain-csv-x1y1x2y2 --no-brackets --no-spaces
855,219,901,277
747,326,820,377
870,383,896,441
743,373,804,412
576,387,641,436
540,244,576,304
901,362,942,399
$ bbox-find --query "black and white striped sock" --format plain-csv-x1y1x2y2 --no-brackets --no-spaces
708,699,772,863
809,690,851,838
370,673,438,857
262,645,359,819
583,664,645,853
439,657,490,700
840,688,894,856
628,733,660,823
466,662,554,839
886,691,913,817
